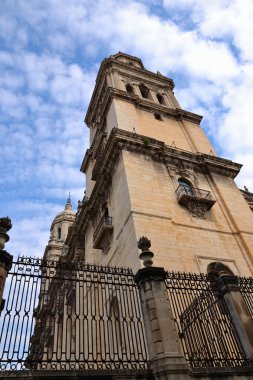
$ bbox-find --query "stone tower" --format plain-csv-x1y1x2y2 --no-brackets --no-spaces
44,195,76,261
66,52,253,276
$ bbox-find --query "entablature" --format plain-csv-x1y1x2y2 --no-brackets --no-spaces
86,83,202,130
90,128,242,181
80,148,93,173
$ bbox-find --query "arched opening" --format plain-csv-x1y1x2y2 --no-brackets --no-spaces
108,296,123,359
139,84,150,99
178,178,193,196
58,227,62,240
125,83,134,94
156,93,165,105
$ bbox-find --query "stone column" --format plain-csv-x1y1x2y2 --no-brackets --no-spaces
134,237,189,380
208,262,253,364
0,217,13,314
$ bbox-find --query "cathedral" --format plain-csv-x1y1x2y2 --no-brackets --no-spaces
1,52,253,380
47,52,253,276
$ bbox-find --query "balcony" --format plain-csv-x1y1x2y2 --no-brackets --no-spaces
93,216,113,250
176,185,216,218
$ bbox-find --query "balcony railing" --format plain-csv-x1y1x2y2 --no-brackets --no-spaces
176,185,216,217
93,216,113,250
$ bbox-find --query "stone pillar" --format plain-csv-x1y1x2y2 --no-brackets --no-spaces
208,262,253,364
134,237,189,380
0,217,13,314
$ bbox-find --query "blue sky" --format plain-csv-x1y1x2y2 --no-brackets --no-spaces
1,0,253,258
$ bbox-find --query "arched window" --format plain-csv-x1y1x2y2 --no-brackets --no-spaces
139,84,150,99
125,83,134,94
178,178,193,195
156,93,165,105
58,227,62,240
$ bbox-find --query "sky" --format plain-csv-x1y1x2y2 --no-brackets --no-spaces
1,0,253,259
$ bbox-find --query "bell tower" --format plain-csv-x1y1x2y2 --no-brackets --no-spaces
66,52,253,276
44,195,76,261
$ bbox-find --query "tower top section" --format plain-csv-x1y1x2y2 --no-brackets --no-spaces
110,52,144,69
85,51,176,127
43,198,76,261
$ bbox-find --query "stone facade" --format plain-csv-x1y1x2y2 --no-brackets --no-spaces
65,52,253,278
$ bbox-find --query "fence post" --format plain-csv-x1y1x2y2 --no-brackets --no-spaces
134,237,189,380
208,262,253,364
0,217,13,315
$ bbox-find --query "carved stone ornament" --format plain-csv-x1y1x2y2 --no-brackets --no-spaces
176,185,216,219
0,217,12,233
137,236,151,252
187,200,209,219
137,237,154,267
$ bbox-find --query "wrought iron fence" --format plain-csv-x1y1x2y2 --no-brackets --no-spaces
166,271,249,368
238,276,253,317
0,257,149,370
1,256,253,372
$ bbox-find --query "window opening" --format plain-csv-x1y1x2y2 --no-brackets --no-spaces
156,93,165,105
178,178,193,196
154,113,162,120
139,84,150,99
58,227,62,240
126,83,134,93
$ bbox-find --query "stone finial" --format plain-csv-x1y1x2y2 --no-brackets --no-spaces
138,236,151,252
244,186,249,192
0,217,12,233
138,236,154,267
0,217,12,249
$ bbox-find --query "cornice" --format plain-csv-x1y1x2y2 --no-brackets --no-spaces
112,61,174,88
89,128,241,181
199,153,242,179
80,148,93,173
112,87,203,124
175,109,203,124
240,189,253,202
86,84,202,128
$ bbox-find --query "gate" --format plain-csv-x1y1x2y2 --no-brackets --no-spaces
0,257,149,370
166,271,250,368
